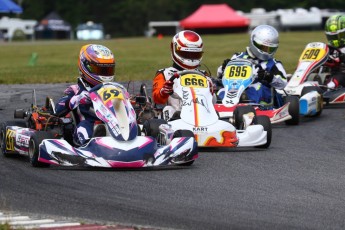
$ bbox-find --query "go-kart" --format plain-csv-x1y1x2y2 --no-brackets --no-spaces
283,42,345,108
142,70,271,148
214,58,300,125
0,82,198,168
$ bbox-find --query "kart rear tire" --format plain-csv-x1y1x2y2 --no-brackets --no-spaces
301,86,323,117
172,130,195,166
301,86,324,95
233,106,256,129
255,116,272,149
29,131,55,167
0,120,27,157
140,84,148,97
142,119,167,138
284,96,300,126
14,109,26,119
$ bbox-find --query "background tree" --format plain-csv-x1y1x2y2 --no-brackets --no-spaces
17,0,345,37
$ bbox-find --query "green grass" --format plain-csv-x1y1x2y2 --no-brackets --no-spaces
0,31,328,84
0,223,11,230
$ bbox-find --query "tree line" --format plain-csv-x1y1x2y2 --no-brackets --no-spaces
13,0,345,37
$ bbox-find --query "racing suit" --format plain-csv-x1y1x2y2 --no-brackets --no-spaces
324,46,345,88
153,63,216,120
55,78,99,146
217,47,287,104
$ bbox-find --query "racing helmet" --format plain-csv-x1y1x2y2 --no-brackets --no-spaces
78,44,115,87
249,25,279,61
171,30,203,69
325,14,345,48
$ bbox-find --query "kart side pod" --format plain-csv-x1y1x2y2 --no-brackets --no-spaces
299,91,323,116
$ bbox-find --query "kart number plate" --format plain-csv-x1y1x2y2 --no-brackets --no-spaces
299,48,326,61
5,129,16,151
97,88,124,103
180,74,207,88
224,65,252,80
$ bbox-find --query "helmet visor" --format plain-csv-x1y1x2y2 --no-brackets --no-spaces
253,40,278,54
175,49,203,60
86,62,115,76
326,28,345,47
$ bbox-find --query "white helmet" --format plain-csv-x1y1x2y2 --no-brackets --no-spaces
249,25,279,60
171,30,203,69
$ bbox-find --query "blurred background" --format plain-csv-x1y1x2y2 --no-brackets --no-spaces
1,0,345,42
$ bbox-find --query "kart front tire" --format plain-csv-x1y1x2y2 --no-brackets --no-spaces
142,119,167,138
29,131,55,167
233,106,256,130
0,120,27,157
255,116,272,149
284,96,300,126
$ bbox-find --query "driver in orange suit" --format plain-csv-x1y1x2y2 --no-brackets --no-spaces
152,30,215,120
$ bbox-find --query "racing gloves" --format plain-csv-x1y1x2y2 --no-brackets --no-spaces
78,91,91,104
69,91,91,110
221,58,231,71
339,53,345,63
256,67,274,83
160,80,174,97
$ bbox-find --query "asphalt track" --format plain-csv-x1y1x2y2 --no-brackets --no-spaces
0,83,345,230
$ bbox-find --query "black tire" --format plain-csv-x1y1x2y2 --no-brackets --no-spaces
137,124,141,136
255,116,272,149
142,119,167,138
301,86,324,95
301,86,323,117
14,109,26,119
233,106,256,129
140,84,147,97
284,96,300,125
172,129,195,166
29,131,55,167
137,110,155,124
173,129,195,138
0,120,27,157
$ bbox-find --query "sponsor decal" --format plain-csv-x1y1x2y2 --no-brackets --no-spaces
278,110,289,119
181,89,210,112
164,110,170,120
108,120,120,136
192,127,208,133
16,134,30,147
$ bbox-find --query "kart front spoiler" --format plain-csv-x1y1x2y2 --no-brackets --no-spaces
255,103,292,124
38,136,198,168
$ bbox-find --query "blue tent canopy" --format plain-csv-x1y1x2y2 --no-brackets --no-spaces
0,0,22,13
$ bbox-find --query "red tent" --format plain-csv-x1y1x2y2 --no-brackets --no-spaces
180,4,249,29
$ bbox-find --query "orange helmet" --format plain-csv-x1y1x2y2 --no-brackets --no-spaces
171,30,203,69
78,44,115,87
